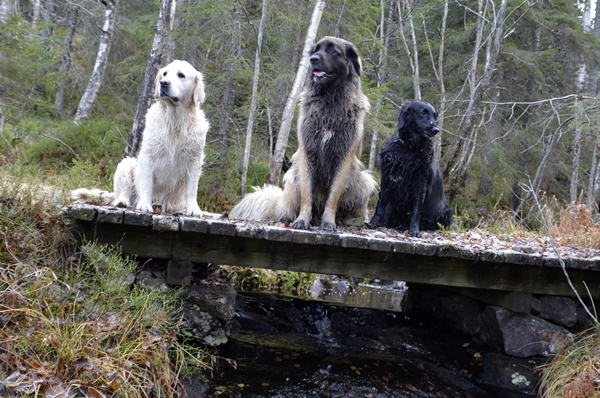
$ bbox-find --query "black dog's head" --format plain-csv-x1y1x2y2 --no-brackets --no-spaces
308,36,362,85
397,100,439,140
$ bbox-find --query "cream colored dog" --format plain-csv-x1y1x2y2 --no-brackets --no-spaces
72,60,209,216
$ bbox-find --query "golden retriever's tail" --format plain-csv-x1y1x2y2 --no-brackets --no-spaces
229,184,296,222
71,188,115,206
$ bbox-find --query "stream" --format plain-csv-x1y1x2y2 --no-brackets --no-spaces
183,281,541,397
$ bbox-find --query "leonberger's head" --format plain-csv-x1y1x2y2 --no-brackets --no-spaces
308,36,362,85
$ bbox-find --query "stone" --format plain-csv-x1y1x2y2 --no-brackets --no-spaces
481,352,541,394
537,295,577,328
477,305,573,357
180,285,237,346
166,260,194,286
435,295,482,336
136,270,168,293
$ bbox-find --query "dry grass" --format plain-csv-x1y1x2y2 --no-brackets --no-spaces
538,327,600,398
0,176,209,397
549,204,600,249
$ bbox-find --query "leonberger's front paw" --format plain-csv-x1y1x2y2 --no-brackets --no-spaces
319,220,336,232
292,217,310,230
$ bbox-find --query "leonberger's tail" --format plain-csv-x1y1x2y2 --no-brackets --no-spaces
71,188,115,206
229,184,296,222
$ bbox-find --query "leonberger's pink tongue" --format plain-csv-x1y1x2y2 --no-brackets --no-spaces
314,71,326,77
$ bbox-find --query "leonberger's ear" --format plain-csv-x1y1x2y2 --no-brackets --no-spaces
193,71,206,106
397,103,412,131
154,67,163,98
345,43,362,77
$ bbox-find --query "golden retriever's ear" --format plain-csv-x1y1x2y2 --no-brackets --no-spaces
193,72,206,106
154,68,163,98
345,43,362,77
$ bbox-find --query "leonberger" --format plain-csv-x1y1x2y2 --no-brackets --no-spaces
230,36,377,231
72,60,210,216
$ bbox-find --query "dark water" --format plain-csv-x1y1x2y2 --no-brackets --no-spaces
186,289,537,398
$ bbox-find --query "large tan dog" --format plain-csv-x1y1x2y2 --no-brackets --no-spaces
72,60,209,216
230,37,377,231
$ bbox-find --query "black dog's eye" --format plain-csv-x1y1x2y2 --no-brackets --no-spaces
422,109,428,115
178,72,185,79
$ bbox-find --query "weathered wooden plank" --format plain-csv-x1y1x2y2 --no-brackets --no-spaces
69,217,600,299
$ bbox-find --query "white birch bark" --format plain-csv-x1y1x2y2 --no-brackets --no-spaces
125,0,176,157
0,0,16,23
570,98,584,204
240,0,267,197
268,0,325,185
397,0,421,99
74,0,119,124
369,0,392,171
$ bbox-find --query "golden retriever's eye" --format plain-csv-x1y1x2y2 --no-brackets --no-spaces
178,72,185,79
162,71,167,76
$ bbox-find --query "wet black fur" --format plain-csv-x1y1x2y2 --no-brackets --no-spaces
369,100,452,237
293,36,368,228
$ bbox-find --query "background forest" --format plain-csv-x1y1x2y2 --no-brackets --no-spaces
2,0,600,225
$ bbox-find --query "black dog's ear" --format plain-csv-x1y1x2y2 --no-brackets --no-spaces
397,103,412,131
345,43,362,77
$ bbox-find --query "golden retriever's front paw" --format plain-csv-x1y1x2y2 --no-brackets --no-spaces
186,205,203,217
137,202,154,213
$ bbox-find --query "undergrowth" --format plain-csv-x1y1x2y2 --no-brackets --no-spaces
0,177,209,397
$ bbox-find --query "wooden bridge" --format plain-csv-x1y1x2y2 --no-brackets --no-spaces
62,204,600,310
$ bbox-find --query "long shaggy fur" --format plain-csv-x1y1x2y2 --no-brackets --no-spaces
230,37,377,230
72,60,209,216
369,100,452,237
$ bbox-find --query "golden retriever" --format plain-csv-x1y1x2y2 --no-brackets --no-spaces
72,60,209,216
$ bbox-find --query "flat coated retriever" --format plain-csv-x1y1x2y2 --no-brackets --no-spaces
369,100,452,237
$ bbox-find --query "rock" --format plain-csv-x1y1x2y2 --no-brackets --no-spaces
477,306,572,357
180,284,237,346
435,295,482,337
481,352,541,394
136,270,168,293
537,295,577,328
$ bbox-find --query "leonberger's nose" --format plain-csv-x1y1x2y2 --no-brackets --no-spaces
310,54,320,64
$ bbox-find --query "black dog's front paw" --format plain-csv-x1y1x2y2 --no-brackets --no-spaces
409,227,421,238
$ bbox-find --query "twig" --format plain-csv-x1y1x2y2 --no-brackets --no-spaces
527,179,598,323
40,133,81,161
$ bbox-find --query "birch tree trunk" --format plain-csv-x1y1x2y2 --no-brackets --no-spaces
54,5,78,114
397,0,420,99
369,0,392,171
444,0,509,199
124,0,176,158
268,0,325,186
240,0,267,197
74,0,119,124
0,0,16,23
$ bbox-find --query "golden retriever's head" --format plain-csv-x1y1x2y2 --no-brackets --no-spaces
308,36,362,85
154,60,205,107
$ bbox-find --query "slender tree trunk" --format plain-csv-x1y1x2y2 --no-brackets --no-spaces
268,0,325,185
397,0,421,99
444,0,509,199
31,0,41,28
0,0,16,23
570,98,584,204
369,0,392,171
240,0,267,197
124,0,176,158
217,7,241,162
74,0,119,124
516,116,574,215
586,133,599,210
54,5,78,114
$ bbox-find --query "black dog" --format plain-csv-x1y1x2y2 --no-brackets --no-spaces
369,100,452,237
